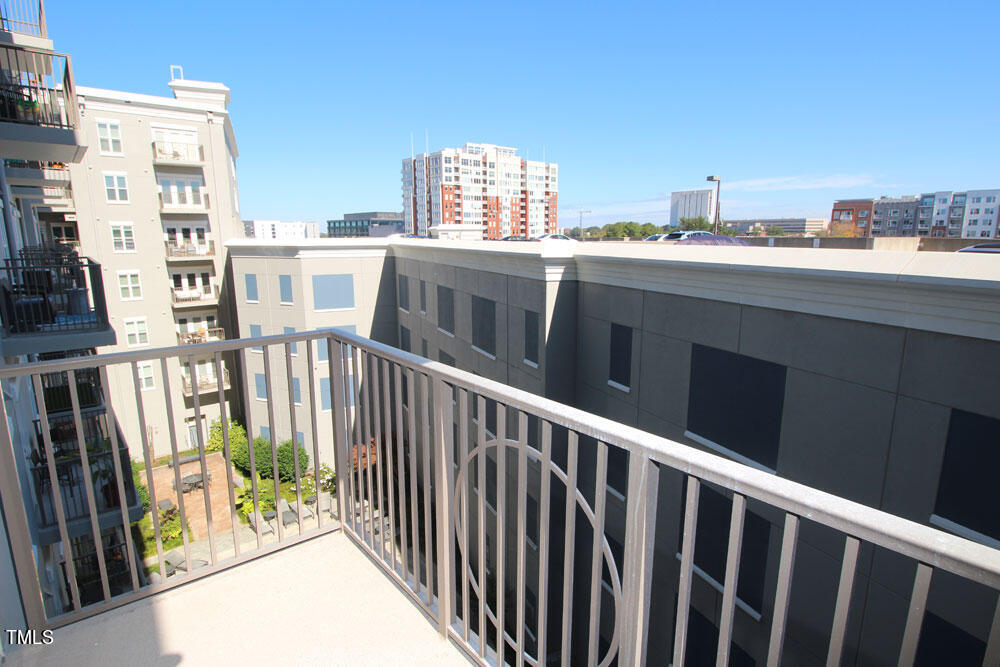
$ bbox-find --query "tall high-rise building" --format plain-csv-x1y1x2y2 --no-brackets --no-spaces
401,142,558,240
669,188,717,227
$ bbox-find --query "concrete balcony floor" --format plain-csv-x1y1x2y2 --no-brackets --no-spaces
6,531,470,666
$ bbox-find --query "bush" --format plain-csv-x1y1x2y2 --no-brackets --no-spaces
231,436,309,481
206,418,248,454
131,460,150,512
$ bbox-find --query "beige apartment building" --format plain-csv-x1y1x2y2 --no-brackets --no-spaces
66,76,243,457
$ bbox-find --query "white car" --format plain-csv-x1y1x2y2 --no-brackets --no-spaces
533,234,576,242
662,230,714,241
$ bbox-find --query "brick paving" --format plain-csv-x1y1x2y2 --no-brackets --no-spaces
139,452,237,540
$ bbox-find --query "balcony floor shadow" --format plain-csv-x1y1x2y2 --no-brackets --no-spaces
5,531,471,666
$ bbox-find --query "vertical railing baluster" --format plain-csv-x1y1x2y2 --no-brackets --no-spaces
673,475,701,667
97,366,140,592
537,420,553,665
407,367,420,596
359,350,374,548
516,410,528,667
477,395,488,658
827,535,860,667
370,352,386,563
433,376,455,636
560,430,579,667
421,372,434,606
341,342,358,534
586,441,608,667
214,352,241,558
240,348,263,551
31,372,81,610
394,363,409,581
459,388,471,644
497,403,507,662
160,358,192,569
983,596,1000,667
67,368,110,601
329,339,350,530
187,357,216,565
284,342,303,534
767,513,799,667
717,493,747,666
382,358,397,572
351,346,368,544
306,341,322,530
619,454,659,667
898,563,933,666
262,347,282,542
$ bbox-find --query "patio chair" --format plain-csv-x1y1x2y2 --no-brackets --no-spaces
289,500,314,519
248,511,274,535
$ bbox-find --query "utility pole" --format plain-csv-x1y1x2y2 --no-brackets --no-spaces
578,209,591,238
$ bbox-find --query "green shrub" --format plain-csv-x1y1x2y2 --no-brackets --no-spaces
206,418,248,454
231,436,309,481
235,473,276,520
131,460,150,512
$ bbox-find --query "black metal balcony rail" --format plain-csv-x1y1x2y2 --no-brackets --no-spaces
0,44,77,129
0,0,47,37
38,366,102,414
0,329,996,667
0,256,109,335
31,440,134,528
31,409,108,462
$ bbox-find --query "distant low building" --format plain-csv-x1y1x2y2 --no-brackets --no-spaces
244,220,320,240
326,212,404,238
726,217,829,235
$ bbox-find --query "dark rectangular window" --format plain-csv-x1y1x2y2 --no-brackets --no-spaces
439,350,455,366
437,285,454,334
398,274,410,311
609,323,632,388
524,309,539,365
419,280,427,312
245,274,258,301
279,274,293,303
399,326,411,353
472,296,496,356
934,409,1000,542
421,338,428,358
687,344,786,471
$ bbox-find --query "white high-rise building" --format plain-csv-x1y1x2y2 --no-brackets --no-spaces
402,142,558,239
244,219,320,240
670,188,717,227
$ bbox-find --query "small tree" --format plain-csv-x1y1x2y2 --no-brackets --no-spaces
679,216,713,231
638,222,660,237
765,225,787,237
827,221,858,237
207,418,248,454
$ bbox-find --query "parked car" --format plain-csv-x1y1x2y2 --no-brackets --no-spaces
499,235,528,241
533,234,576,242
957,243,1000,253
664,230,714,241
643,234,667,241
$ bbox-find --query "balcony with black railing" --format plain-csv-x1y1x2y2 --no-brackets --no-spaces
0,253,115,356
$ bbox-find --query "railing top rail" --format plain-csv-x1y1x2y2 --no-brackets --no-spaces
1,327,998,588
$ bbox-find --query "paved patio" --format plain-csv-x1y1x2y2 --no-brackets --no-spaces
6,531,471,666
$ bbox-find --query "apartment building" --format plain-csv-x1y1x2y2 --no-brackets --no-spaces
960,189,1000,239
62,75,242,459
402,143,558,240
727,217,828,235
326,211,403,238
225,237,1000,665
871,196,919,237
829,199,874,236
243,219,319,240
669,188,716,227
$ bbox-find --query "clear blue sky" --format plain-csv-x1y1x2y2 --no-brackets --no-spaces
51,0,1000,227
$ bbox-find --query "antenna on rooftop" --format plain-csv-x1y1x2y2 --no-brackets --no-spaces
169,65,184,81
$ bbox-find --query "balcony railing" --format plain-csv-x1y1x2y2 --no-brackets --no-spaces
164,241,215,260
170,284,219,306
0,0,47,37
180,367,230,395
177,327,224,345
151,140,204,165
0,255,109,336
0,45,78,129
158,191,210,213
0,329,997,666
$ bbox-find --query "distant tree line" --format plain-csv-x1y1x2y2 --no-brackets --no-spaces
566,216,801,238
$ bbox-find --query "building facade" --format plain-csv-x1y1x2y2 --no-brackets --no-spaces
834,190,1000,239
871,196,919,237
830,199,874,236
727,217,829,235
669,188,716,228
402,143,558,240
326,211,403,238
243,220,320,240
960,189,1000,239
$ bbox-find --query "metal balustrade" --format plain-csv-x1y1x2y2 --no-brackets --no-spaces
0,329,998,665
0,256,109,335
151,140,204,165
0,45,77,129
0,0,47,37
164,241,216,260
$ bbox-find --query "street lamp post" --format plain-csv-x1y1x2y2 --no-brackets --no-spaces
578,209,591,238
706,175,721,235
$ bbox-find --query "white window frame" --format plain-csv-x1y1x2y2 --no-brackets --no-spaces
137,361,155,391
117,270,142,301
96,118,123,155
124,317,149,347
110,222,135,252
103,171,129,203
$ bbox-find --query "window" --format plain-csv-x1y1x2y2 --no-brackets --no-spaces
124,317,149,347
472,296,496,356
400,325,411,352
111,223,135,252
292,378,301,405
312,274,355,310
117,271,142,300
255,373,268,400
249,324,263,352
524,310,539,366
686,345,786,472
439,350,455,366
398,274,410,311
419,280,427,312
317,325,355,362
279,275,293,304
104,173,129,202
320,378,331,411
437,286,455,334
284,326,297,354
137,362,155,390
97,120,122,154
421,338,428,358
260,426,270,442
245,274,258,302
608,323,632,390
931,409,1000,545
